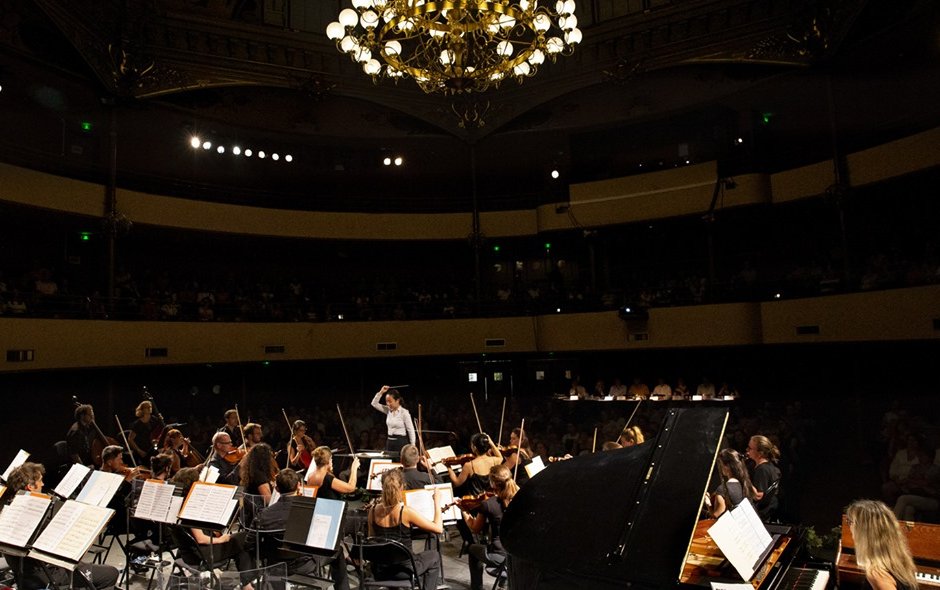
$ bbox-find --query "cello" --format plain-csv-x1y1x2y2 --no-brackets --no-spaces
71,396,119,468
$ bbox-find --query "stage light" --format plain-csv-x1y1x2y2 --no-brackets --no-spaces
736,137,744,144
217,145,225,153
774,293,782,299
551,169,560,179
202,141,212,150
285,155,293,162
394,156,403,166
556,307,562,313
244,149,253,157
258,151,266,159
190,137,201,148
232,146,241,155
272,153,280,161
383,157,391,166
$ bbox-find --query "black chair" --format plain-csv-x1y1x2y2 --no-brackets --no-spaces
168,527,232,578
349,537,424,590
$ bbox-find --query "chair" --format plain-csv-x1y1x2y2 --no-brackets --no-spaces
349,537,424,590
168,527,232,579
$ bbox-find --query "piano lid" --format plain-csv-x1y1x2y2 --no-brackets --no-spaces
502,405,729,590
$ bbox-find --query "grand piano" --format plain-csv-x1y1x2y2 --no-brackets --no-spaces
502,405,828,590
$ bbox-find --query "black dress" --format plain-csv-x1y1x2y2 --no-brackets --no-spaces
371,504,441,590
468,496,508,590
751,462,781,520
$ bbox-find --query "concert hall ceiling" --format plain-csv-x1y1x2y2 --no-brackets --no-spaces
0,0,938,212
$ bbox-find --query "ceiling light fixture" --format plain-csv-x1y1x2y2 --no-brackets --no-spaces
326,0,582,94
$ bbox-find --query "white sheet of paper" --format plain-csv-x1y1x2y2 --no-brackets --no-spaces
426,446,456,475
525,455,546,478
135,480,178,523
403,489,435,522
75,471,124,508
179,482,238,525
425,483,460,521
0,493,51,547
707,500,773,581
198,465,220,484
54,464,91,499
1,450,30,481
32,501,113,562
367,460,402,492
306,514,332,548
711,583,756,590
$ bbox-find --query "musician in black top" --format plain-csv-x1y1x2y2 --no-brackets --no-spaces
66,403,97,465
127,400,163,462
746,435,782,521
462,463,518,590
400,444,435,489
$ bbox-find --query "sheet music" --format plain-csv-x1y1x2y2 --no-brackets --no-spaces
299,486,317,498
427,446,457,475
0,493,51,548
135,480,180,523
403,489,436,522
54,464,91,499
425,483,460,521
75,471,124,508
367,460,402,492
303,498,345,550
32,501,113,562
525,455,546,478
179,482,237,525
711,583,756,590
198,465,220,484
707,499,774,581
1,449,30,481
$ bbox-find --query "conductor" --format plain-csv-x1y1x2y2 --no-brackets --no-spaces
371,385,415,454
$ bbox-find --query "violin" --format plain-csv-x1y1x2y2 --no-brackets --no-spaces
117,465,152,480
547,454,573,463
442,491,495,512
438,453,474,467
222,448,247,464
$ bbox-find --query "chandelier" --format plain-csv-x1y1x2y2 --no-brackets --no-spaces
326,0,582,95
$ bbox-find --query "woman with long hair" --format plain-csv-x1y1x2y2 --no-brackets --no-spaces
446,432,504,495
846,500,918,590
620,425,645,447
368,468,443,589
502,427,532,477
747,435,782,521
287,420,316,471
304,446,359,498
463,464,519,590
239,442,276,505
711,449,756,518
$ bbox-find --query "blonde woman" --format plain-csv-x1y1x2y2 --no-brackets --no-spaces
846,500,918,590
620,425,644,447
746,435,782,521
368,469,443,589
463,464,518,590
304,446,359,499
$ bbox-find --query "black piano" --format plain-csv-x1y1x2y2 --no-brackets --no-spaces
502,405,829,590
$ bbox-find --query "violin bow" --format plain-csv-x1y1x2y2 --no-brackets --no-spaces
619,400,642,442
281,408,293,469
417,404,430,475
592,427,598,453
513,418,525,483
234,404,247,450
470,392,484,434
114,415,138,468
336,404,356,456
497,397,507,447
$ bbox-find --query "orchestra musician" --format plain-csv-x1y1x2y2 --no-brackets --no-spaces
445,433,503,495
127,400,163,462
370,385,415,454
709,449,756,518
502,427,532,478
221,409,244,449
66,403,98,466
462,464,518,590
400,444,436,489
845,499,919,590
239,442,277,505
150,453,173,481
619,425,645,447
304,446,360,498
747,435,782,521
169,467,254,590
162,428,202,475
242,423,263,449
207,431,242,484
245,469,350,590
287,420,315,471
1,462,120,590
368,468,443,590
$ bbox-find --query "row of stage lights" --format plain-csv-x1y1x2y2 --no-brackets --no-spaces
189,137,293,162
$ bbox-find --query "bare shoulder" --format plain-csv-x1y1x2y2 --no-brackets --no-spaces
866,570,897,590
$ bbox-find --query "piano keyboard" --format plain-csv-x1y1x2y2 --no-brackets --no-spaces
917,570,940,587
778,567,830,590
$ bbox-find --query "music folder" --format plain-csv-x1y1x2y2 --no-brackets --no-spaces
0,492,53,556
283,496,346,555
28,499,114,571
178,482,241,530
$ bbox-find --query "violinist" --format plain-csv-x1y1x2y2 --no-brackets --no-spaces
150,453,173,481
619,425,645,447
66,403,98,466
163,428,203,474
501,427,532,479
304,446,360,498
100,444,148,482
239,442,276,505
462,464,518,590
243,422,263,449
401,444,436,490
445,433,503,495
370,385,415,454
287,420,315,471
709,449,756,518
368,468,443,590
128,400,163,462
2,462,120,590
207,432,242,484
221,409,244,449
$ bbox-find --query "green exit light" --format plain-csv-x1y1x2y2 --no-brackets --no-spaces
79,232,91,241
80,121,93,132
262,361,271,366
761,112,773,125
493,245,501,252
544,242,551,250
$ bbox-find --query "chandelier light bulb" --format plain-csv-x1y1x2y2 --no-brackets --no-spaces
513,62,531,76
355,46,372,63
440,49,454,65
351,0,370,8
360,10,379,29
429,28,445,39
563,0,576,14
326,21,345,40
373,0,387,8
384,40,402,57
363,58,382,74
555,0,566,13
499,14,516,29
340,36,358,53
559,14,578,30
546,36,564,53
497,40,514,57
520,0,531,10
565,28,582,44
338,8,359,27
533,13,551,32
190,136,201,148
528,49,545,65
